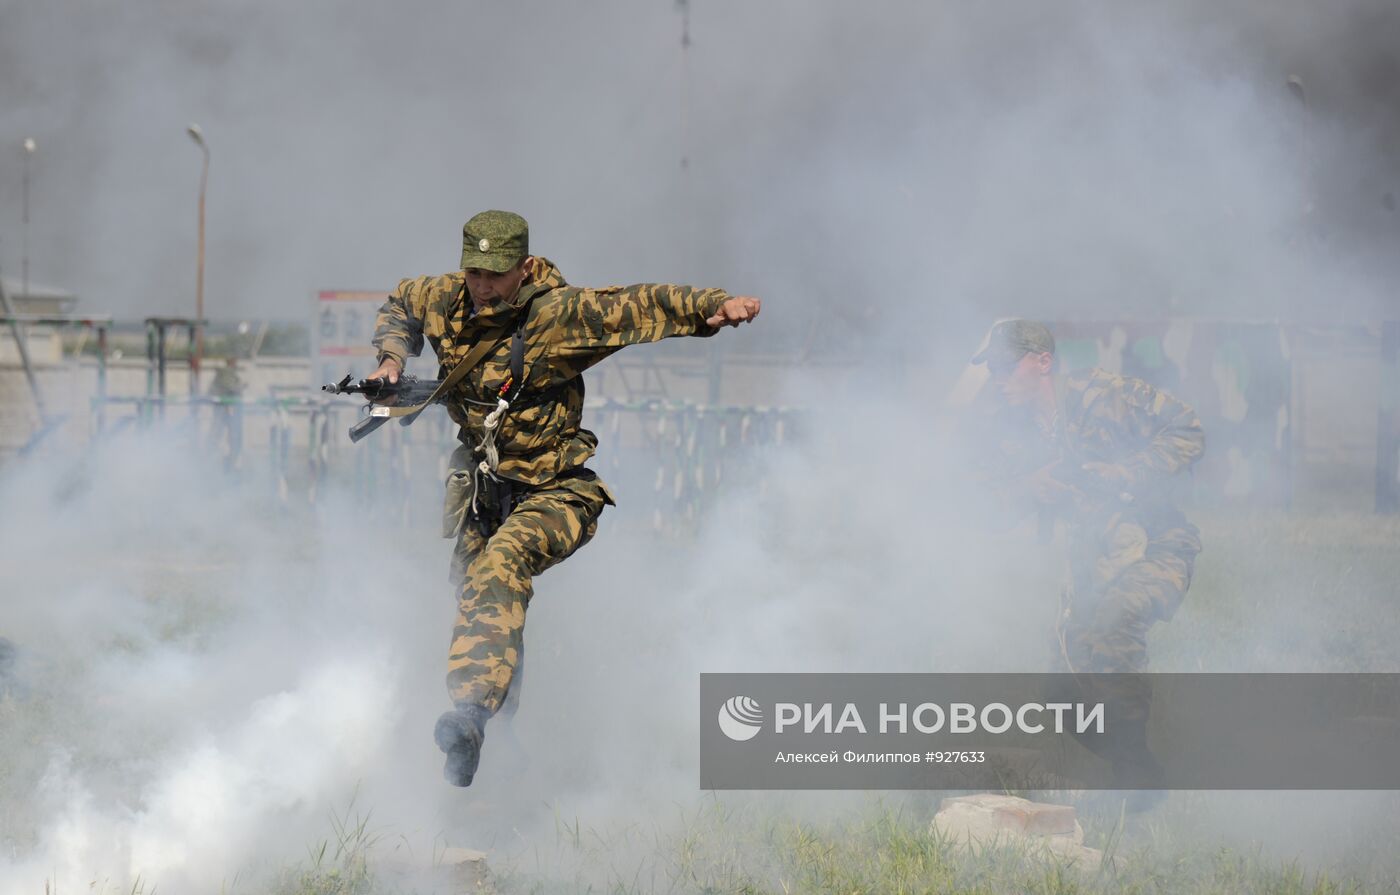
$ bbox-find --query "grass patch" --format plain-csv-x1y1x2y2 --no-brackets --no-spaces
6,511,1400,893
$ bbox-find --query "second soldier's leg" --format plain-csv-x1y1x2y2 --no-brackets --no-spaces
1069,539,1199,805
1082,536,1199,705
1068,522,1200,715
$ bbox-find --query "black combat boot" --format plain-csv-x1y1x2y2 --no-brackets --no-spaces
1070,714,1167,813
434,704,491,787
1106,718,1167,813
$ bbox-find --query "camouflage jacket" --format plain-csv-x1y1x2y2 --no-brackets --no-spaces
975,368,1205,532
208,366,245,398
372,258,730,486
1054,369,1204,492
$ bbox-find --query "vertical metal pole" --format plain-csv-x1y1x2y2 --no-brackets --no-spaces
145,319,156,397
679,0,692,173
188,322,199,397
195,163,206,374
676,1,721,403
1286,326,1300,510
187,125,210,381
22,138,35,303
96,324,108,434
0,270,45,418
1377,321,1400,514
157,322,167,419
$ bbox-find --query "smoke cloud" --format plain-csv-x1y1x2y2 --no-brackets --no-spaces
2,1,1399,891
0,0,1396,325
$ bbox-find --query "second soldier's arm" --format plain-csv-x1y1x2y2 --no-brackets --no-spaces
1093,379,1205,490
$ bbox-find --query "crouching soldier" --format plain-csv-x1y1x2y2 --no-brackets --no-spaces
966,319,1204,808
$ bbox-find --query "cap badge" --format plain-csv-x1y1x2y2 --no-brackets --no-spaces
478,238,490,252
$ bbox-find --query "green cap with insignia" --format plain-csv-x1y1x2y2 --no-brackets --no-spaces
460,210,529,272
971,319,1056,370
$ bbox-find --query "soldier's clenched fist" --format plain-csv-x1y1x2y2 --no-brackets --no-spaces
706,296,762,328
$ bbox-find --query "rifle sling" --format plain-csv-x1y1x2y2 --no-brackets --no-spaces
380,323,515,422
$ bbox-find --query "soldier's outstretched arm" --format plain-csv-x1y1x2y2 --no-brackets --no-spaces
370,277,428,381
550,283,760,361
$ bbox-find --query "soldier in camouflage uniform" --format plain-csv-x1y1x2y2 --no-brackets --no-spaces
208,357,246,472
969,320,1204,802
0,636,15,694
369,211,761,786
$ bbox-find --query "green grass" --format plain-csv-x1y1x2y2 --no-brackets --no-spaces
265,795,382,895
10,510,1400,894
477,794,1400,894
448,510,1400,894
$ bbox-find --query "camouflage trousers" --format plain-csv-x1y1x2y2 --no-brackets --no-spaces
1056,519,1202,723
446,468,612,714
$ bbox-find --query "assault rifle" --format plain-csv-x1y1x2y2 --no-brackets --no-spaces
322,374,445,443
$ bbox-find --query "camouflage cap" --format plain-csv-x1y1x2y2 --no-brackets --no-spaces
971,319,1056,369
460,210,529,272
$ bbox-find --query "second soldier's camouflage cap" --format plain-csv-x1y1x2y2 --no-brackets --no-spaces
460,210,529,272
971,319,1056,369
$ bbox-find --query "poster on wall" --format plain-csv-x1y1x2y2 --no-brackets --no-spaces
310,290,388,389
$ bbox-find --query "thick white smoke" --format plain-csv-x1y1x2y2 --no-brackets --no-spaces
0,434,454,889
1,1,1398,891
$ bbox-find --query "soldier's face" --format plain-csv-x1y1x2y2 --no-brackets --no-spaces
465,257,533,310
991,351,1053,406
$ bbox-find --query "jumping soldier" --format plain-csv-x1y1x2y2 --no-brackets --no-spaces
369,210,761,786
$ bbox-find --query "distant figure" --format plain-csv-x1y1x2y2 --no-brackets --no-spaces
208,356,246,471
966,319,1204,809
0,637,17,694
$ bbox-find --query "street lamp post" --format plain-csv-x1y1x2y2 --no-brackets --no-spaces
22,138,35,302
186,124,209,384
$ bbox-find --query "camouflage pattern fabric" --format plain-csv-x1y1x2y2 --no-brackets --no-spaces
1058,522,1202,722
973,368,1205,722
460,210,529,271
373,258,731,485
208,364,245,398
373,258,731,712
1053,368,1205,498
445,470,612,712
1053,370,1204,721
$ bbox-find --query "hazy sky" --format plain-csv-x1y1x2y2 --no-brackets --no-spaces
1,0,1397,327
